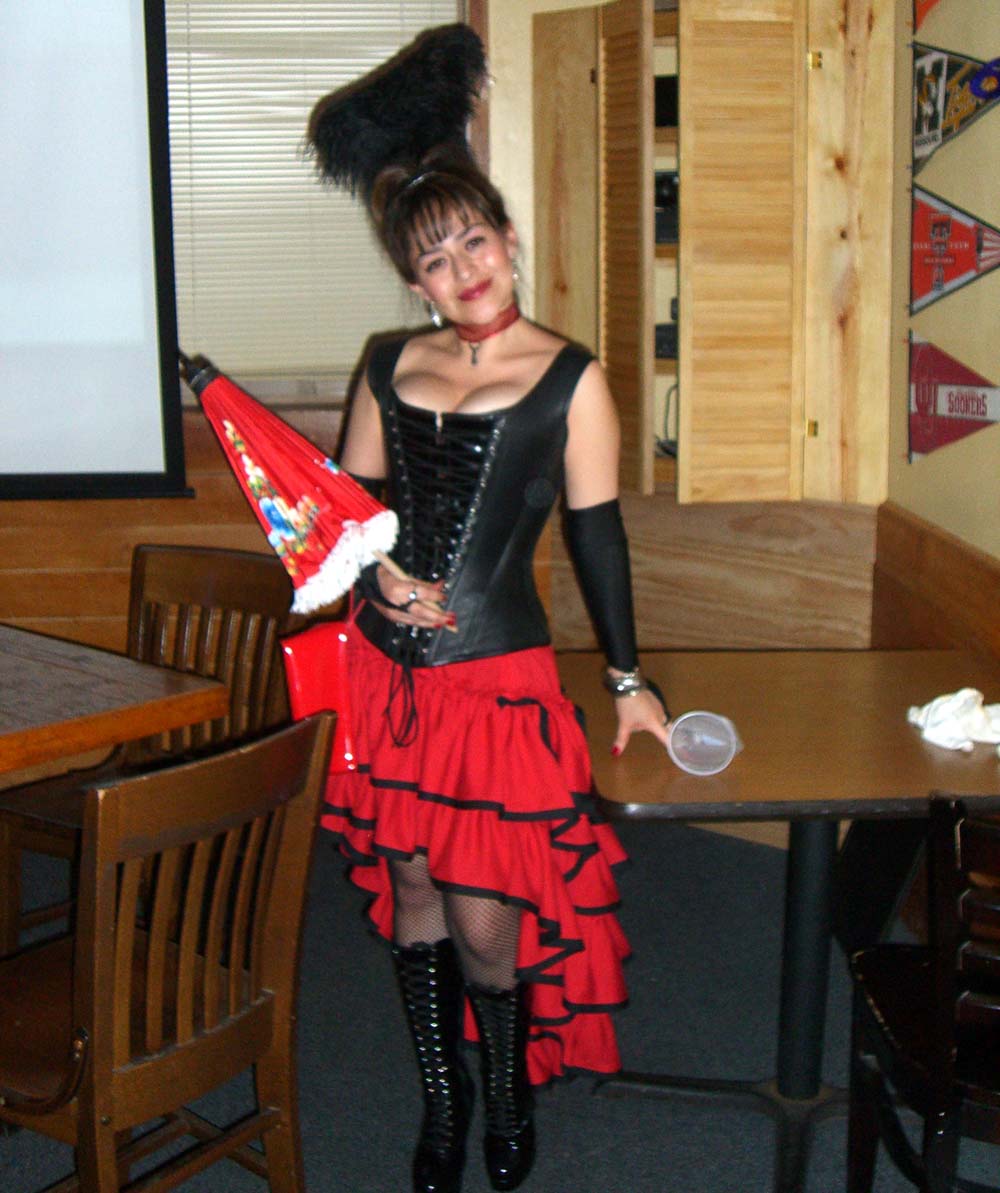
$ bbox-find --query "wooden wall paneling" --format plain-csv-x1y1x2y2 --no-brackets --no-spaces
802,0,894,504
0,406,344,652
871,502,1000,661
550,494,876,650
533,6,600,348
678,0,806,502
600,0,655,495
466,0,489,167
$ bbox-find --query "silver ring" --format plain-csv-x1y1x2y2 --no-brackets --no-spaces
404,587,419,610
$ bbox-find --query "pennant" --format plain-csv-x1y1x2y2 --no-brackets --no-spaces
909,335,1000,459
914,0,944,30
911,187,1000,312
913,45,1000,172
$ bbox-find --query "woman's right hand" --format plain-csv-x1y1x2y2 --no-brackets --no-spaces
372,566,456,632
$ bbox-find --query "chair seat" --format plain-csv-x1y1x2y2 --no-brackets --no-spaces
852,943,1000,1110
0,936,75,1100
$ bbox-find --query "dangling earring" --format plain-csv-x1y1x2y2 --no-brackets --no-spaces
511,259,521,286
427,300,444,329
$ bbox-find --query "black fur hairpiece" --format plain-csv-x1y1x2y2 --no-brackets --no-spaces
307,23,487,204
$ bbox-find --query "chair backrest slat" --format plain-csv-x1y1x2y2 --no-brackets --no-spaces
220,610,250,740
250,807,286,998
227,818,266,1017
113,858,144,1068
175,837,213,1044
202,828,242,1031
145,847,183,1054
174,605,197,673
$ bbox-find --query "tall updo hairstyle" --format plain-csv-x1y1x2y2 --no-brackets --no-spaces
370,147,510,284
305,23,493,282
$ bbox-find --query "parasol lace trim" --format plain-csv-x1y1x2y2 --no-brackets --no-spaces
291,509,399,614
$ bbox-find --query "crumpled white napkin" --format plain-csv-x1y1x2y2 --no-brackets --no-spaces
907,688,1000,755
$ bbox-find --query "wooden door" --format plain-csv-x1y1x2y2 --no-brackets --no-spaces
678,0,806,501
599,0,655,494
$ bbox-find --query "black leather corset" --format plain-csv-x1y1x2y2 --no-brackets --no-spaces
356,339,593,667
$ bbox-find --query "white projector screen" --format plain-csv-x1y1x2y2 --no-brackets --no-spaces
0,0,185,499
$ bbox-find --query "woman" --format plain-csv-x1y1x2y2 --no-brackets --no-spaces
308,29,668,1193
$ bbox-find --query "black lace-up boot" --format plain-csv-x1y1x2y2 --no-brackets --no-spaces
392,940,475,1193
466,983,536,1191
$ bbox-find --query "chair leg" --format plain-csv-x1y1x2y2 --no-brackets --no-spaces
846,1022,880,1192
255,1040,306,1193
0,820,21,955
75,1117,122,1191
922,1108,959,1193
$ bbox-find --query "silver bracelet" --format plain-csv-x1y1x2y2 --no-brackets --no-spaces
602,666,648,698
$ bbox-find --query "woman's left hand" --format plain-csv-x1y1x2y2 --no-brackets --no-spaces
611,688,671,757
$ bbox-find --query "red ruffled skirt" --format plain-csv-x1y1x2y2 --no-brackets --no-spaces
322,629,629,1086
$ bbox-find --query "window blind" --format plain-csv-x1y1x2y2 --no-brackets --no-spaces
166,1,459,383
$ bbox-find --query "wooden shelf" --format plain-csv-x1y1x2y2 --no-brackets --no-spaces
654,452,677,489
654,125,678,150
654,10,678,43
655,241,678,261
655,357,677,374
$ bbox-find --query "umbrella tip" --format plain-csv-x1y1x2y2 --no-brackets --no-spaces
177,349,218,396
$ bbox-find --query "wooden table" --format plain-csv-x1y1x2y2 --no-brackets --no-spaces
559,649,1000,1193
0,624,228,775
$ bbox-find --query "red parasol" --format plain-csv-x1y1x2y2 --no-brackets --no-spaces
178,351,400,615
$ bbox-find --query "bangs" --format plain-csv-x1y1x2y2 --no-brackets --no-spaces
405,190,494,260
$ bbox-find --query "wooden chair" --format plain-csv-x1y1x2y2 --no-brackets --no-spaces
0,544,299,953
0,713,333,1192
847,796,1000,1193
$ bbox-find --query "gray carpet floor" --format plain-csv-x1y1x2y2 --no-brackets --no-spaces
2,822,996,1191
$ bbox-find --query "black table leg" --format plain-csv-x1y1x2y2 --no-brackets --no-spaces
772,818,844,1192
596,818,846,1193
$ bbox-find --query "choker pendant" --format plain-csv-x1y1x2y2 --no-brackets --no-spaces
453,302,521,366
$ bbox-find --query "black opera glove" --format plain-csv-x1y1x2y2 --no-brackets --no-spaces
564,498,639,673
564,499,670,719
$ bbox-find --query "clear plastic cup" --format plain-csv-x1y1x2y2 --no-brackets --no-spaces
667,710,743,776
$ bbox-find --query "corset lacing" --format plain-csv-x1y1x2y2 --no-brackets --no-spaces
381,402,504,745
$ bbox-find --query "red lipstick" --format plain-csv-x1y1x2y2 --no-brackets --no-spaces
458,280,490,302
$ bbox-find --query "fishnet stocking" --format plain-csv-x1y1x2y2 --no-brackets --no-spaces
389,855,448,947
445,893,521,991
389,856,522,991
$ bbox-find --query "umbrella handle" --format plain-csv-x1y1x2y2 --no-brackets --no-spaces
372,551,457,632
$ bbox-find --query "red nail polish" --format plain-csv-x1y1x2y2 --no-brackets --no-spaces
611,745,621,757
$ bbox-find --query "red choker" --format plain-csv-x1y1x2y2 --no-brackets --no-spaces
453,303,521,365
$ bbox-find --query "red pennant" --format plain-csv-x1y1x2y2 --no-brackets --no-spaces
911,188,1000,312
909,336,1000,459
